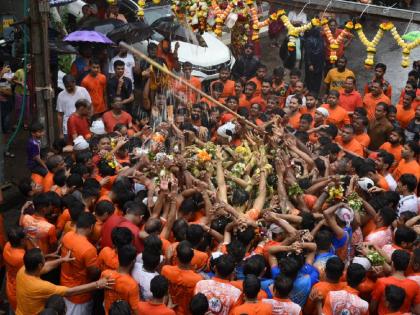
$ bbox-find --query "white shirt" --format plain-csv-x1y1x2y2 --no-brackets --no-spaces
285,94,306,108
131,253,162,301
56,86,91,135
397,194,419,216
384,173,397,191
109,53,135,83
287,11,308,25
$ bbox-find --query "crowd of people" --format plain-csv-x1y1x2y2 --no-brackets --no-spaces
0,1,420,315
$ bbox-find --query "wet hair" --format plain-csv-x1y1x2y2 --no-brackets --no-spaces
70,163,89,177
346,263,366,288
68,200,85,222
279,255,302,280
33,193,51,212
117,244,136,267
325,257,345,282
62,74,75,85
46,155,64,172
394,226,417,246
328,90,340,98
123,201,148,218
76,212,96,229
190,293,209,315
18,177,34,197
111,227,133,250
315,230,333,251
236,225,255,245
274,274,294,298
231,188,249,206
212,81,224,92
7,227,26,247
150,275,169,299
24,248,44,272
385,285,406,312
179,197,199,215
378,206,397,227
299,212,315,230
45,295,66,315
177,241,194,264
172,219,188,242
95,200,115,217
66,173,83,189
97,159,116,177
378,151,394,169
354,107,368,117
400,174,417,192
243,255,266,277
75,99,90,110
375,63,387,72
391,250,410,271
81,186,99,200
243,274,260,299
143,234,162,256
226,240,246,263
215,255,235,278
376,102,389,113
186,224,204,247
113,60,125,69
289,68,301,78
142,250,160,271
109,300,131,315
30,121,44,133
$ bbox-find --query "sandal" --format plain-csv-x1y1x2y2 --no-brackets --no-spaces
4,151,15,158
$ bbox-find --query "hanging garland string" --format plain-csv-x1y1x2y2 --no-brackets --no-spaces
354,22,388,67
323,20,354,63
389,23,420,68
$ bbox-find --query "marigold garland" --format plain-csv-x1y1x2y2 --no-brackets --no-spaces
323,21,353,63
389,24,420,68
355,23,385,68
276,10,314,51
211,0,235,36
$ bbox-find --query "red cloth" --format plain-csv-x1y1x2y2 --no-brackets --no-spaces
100,214,124,250
117,218,144,253
67,113,90,144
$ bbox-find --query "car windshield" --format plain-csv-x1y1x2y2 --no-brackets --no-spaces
144,5,208,47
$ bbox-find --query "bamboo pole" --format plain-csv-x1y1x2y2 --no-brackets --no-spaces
119,41,261,131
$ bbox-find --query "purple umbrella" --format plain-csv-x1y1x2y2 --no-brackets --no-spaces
63,30,114,44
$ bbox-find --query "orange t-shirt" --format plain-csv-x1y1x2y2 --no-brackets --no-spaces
371,276,420,315
161,265,203,315
362,93,391,120
31,173,44,189
60,231,98,304
339,89,363,112
98,247,119,271
377,175,390,191
56,209,71,233
336,136,365,157
300,106,316,118
238,95,261,110
248,77,263,97
21,214,57,254
211,79,235,98
102,110,132,133
321,104,350,128
393,159,420,182
379,142,403,163
304,281,347,314
42,172,54,192
354,133,370,148
230,280,267,300
230,301,272,315
168,242,209,271
138,301,176,315
3,242,25,311
249,96,267,111
396,104,415,129
174,76,202,103
81,73,107,114
102,270,139,315
288,112,302,129
323,287,369,315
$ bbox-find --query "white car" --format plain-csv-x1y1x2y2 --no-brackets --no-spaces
65,0,235,82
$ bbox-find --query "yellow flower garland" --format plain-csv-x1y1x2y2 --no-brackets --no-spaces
355,23,385,68
389,24,420,68
277,10,314,51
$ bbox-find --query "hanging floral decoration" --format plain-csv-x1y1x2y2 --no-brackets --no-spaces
211,0,235,36
354,22,386,68
172,0,211,33
389,23,420,68
137,0,145,17
323,20,353,63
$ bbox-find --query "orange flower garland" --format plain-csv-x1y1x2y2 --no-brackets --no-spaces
323,21,353,63
211,0,235,36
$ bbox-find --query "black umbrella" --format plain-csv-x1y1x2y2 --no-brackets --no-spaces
150,16,190,40
78,18,125,35
107,21,153,44
49,41,78,54
49,0,77,7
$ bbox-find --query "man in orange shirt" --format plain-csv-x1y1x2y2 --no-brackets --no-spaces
102,244,139,315
362,81,391,120
263,274,302,315
239,81,258,109
102,97,133,133
81,59,107,114
60,212,99,314
67,99,91,144
379,128,404,164
396,91,416,128
370,250,420,315
19,194,57,255
230,275,272,315
194,254,242,315
353,115,370,148
210,66,235,98
4,227,26,312
138,275,176,315
304,257,347,314
175,62,202,104
162,241,203,315
393,141,420,182
286,96,302,129
364,63,392,99
248,64,267,97
322,90,350,128
336,124,364,157
42,155,66,192
98,227,133,271
339,76,362,112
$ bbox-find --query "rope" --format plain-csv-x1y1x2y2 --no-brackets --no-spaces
404,12,415,35
6,0,29,151
359,3,371,18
